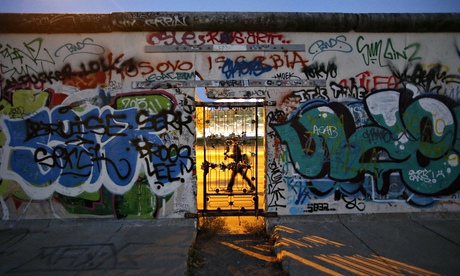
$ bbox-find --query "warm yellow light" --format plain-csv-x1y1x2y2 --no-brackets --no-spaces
274,225,301,234
302,235,346,248
279,251,343,276
220,241,278,263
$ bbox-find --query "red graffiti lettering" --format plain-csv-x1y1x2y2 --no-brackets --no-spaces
146,31,291,46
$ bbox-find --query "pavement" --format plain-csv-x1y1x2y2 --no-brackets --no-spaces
0,212,459,275
268,212,460,276
0,218,197,275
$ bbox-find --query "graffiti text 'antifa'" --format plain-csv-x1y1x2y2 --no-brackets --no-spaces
3,102,194,198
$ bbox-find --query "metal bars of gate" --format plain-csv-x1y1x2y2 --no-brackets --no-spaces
198,102,263,215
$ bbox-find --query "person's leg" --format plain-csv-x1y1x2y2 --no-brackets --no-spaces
242,169,255,191
227,170,237,192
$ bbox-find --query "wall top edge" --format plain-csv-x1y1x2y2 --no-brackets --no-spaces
0,12,459,33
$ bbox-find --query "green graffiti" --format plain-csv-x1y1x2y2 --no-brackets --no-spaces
0,89,49,118
115,93,175,112
271,90,460,196
56,188,115,216
115,181,158,218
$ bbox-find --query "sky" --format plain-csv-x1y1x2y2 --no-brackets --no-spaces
1,0,459,13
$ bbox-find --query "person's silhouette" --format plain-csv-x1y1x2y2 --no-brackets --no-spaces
224,140,255,193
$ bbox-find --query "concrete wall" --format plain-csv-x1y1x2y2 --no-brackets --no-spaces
0,12,459,219
0,32,197,219
265,33,460,215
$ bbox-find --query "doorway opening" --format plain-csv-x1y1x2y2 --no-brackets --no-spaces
194,76,266,217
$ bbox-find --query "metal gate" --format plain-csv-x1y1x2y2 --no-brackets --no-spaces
198,102,263,215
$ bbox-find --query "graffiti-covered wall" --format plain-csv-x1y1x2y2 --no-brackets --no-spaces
0,32,197,219
265,33,460,215
0,12,459,219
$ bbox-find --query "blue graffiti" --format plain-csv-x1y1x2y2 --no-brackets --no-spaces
221,57,272,79
3,105,194,197
308,35,353,59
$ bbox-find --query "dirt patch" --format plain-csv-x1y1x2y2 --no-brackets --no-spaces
187,217,287,275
